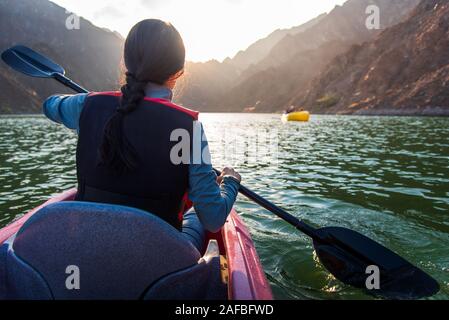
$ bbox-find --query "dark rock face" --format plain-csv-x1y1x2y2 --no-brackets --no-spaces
0,0,123,114
295,0,449,116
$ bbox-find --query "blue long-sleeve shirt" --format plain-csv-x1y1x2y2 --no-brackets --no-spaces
43,84,240,232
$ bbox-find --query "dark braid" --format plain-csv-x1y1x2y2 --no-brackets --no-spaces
118,72,147,114
99,19,185,174
99,73,147,173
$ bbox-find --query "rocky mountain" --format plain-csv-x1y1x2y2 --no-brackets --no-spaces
0,0,123,114
204,0,421,112
256,0,421,72
0,0,326,113
295,0,449,116
230,13,326,71
175,13,326,110
219,40,353,112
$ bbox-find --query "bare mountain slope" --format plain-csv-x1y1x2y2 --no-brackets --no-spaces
217,0,421,112
295,0,449,116
175,12,327,109
0,0,123,113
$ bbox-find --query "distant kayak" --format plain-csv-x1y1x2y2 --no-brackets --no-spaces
282,111,310,122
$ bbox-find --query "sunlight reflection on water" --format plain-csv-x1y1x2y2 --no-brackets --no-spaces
0,114,448,299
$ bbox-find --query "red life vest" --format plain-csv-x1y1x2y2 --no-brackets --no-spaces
75,91,199,230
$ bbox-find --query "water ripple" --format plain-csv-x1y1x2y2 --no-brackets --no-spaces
202,114,449,300
0,114,448,300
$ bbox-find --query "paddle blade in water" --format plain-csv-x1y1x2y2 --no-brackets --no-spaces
313,227,440,299
1,45,65,78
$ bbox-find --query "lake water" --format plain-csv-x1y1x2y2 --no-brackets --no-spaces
0,114,448,299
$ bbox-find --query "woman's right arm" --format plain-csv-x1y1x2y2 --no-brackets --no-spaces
188,123,241,233
43,94,88,131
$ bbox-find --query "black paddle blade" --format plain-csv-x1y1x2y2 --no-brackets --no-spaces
1,45,65,78
313,227,440,299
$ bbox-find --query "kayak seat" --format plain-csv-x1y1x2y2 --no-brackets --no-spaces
0,235,53,300
143,240,226,300
0,201,226,300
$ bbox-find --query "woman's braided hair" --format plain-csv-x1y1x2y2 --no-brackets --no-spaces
100,19,185,174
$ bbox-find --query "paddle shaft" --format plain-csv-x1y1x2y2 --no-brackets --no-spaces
212,169,320,239
238,184,318,237
53,73,88,94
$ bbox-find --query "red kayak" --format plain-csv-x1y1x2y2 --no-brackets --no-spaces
0,189,272,300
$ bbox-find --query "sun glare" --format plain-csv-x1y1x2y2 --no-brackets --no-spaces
52,0,346,62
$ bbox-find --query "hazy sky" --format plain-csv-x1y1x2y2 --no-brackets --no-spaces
53,0,347,62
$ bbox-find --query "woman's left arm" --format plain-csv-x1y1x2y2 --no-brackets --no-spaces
43,93,88,131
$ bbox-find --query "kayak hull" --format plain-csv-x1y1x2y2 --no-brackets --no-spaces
0,189,272,300
282,111,310,122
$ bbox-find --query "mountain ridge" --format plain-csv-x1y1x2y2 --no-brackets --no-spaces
294,0,449,116
0,0,123,113
1,0,445,116
174,12,327,110
230,13,327,70
175,0,421,112
206,0,419,112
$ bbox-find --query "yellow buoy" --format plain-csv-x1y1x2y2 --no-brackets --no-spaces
282,111,310,122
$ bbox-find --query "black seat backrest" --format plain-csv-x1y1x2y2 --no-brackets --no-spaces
0,201,201,300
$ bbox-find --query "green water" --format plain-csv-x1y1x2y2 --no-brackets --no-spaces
0,114,448,299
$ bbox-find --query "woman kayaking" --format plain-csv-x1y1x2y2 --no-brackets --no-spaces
42,19,241,252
